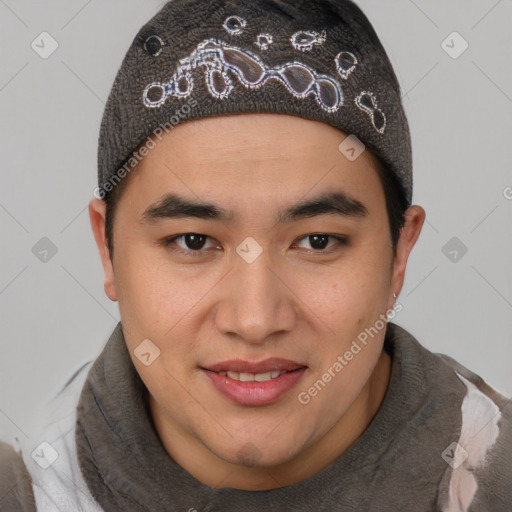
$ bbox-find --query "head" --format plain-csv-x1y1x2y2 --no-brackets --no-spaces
89,112,425,472
89,0,425,481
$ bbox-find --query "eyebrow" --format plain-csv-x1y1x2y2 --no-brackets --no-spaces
140,191,369,225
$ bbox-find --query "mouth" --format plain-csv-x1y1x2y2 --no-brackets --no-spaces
215,369,292,382
201,358,308,406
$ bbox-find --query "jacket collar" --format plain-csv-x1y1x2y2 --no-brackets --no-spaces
75,321,462,511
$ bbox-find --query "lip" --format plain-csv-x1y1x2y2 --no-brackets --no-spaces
201,358,308,406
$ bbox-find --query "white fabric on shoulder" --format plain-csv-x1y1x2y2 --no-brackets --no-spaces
19,362,104,512
442,372,502,512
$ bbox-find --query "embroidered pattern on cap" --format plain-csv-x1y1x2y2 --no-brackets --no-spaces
223,16,247,35
254,33,273,51
140,18,385,134
142,38,343,113
335,51,357,79
291,30,326,51
355,91,386,133
144,35,165,56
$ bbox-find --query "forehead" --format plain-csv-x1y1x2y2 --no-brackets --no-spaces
121,113,385,214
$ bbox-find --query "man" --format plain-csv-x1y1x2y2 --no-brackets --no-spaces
1,0,511,510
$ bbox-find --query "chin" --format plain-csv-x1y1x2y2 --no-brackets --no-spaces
211,436,300,469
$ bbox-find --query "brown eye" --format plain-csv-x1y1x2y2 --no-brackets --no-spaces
308,235,329,250
295,234,348,253
163,234,220,257
170,234,208,251
184,234,207,250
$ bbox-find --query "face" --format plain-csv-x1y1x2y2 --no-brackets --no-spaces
90,113,424,477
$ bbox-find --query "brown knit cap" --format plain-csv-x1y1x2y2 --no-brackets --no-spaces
96,0,412,205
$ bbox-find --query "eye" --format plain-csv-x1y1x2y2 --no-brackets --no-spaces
163,233,220,256
162,232,348,258
294,234,348,253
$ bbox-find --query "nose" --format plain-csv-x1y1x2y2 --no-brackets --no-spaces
214,248,297,345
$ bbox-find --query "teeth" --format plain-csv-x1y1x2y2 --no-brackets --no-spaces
255,372,272,382
221,370,288,382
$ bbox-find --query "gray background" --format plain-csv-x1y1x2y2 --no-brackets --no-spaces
1,0,511,444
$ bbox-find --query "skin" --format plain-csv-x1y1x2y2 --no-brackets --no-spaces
89,113,425,490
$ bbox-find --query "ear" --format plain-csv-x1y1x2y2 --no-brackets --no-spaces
389,205,426,308
89,198,117,302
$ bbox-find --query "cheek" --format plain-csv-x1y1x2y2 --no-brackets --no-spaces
300,254,390,329
294,332,384,445
113,242,200,356
291,253,389,388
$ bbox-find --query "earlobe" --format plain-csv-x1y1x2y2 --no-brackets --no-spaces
88,199,118,302
389,205,426,301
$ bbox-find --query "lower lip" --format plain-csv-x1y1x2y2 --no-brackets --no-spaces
202,368,307,406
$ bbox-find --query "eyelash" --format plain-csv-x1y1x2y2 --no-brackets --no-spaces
162,233,349,257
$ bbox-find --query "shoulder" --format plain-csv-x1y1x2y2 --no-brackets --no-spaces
0,440,35,511
6,360,104,512
386,323,511,510
434,352,512,511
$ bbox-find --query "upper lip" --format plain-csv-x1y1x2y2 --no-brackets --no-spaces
202,358,307,373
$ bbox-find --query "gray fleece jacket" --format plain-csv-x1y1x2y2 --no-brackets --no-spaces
1,322,511,511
